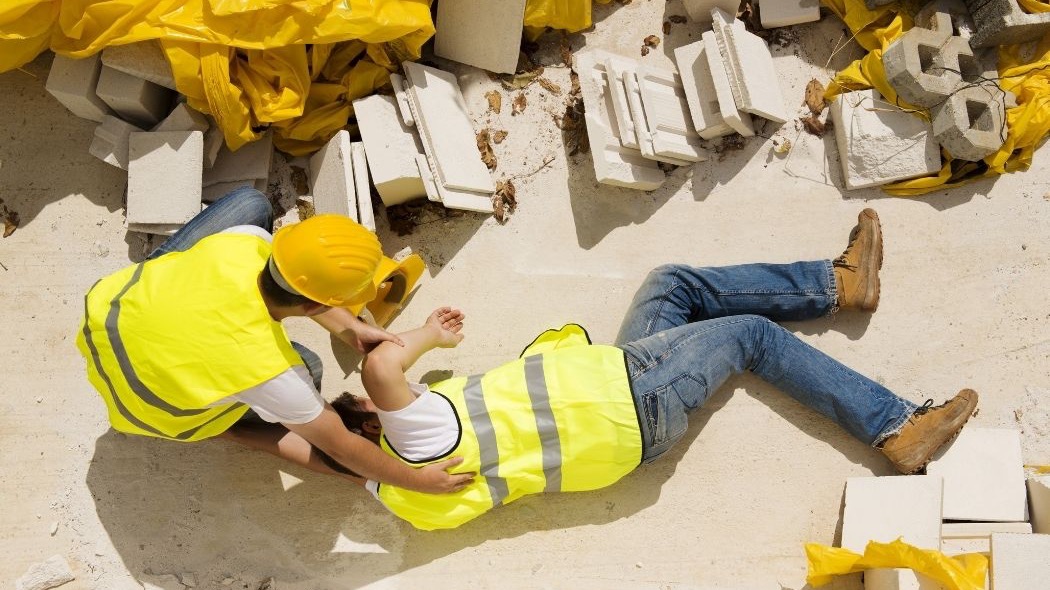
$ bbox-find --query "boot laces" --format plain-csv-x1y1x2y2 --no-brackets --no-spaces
833,227,862,269
911,399,936,417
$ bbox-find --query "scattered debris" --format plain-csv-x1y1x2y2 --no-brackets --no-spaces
657,161,677,173
49,521,58,536
559,35,574,67
1,198,19,238
385,201,463,236
556,73,588,156
476,129,497,170
662,21,672,35
493,53,544,90
537,77,562,95
804,79,827,115
289,165,309,195
492,179,517,224
294,196,315,220
714,134,747,160
669,15,688,24
772,138,792,155
512,92,527,116
801,114,827,137
492,130,508,144
258,577,276,590
484,90,502,114
641,35,661,56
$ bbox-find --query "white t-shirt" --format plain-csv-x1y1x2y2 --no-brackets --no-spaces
365,382,461,498
207,225,325,425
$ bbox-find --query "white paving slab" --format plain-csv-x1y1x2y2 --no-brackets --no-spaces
989,533,1050,589
634,64,708,162
45,54,113,122
309,130,358,221
620,64,695,166
100,40,177,90
711,8,789,123
604,54,642,150
127,131,203,225
351,142,375,231
927,428,1027,522
203,131,273,187
841,475,943,553
1029,473,1050,534
95,65,174,128
702,31,755,137
434,0,526,74
402,61,494,193
352,94,426,206
673,40,734,140
941,521,1032,555
760,0,821,29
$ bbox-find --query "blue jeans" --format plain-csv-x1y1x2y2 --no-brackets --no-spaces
615,262,918,463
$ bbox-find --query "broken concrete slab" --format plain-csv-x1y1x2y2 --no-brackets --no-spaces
863,568,944,590
673,40,734,140
941,521,1032,555
633,64,708,162
309,130,358,221
1030,473,1050,534
127,131,204,225
840,475,943,553
616,59,696,165
434,0,526,74
45,54,113,123
927,428,1027,522
100,40,177,91
352,94,426,206
760,0,821,29
351,142,375,231
702,31,755,137
830,89,941,190
89,115,145,170
683,0,743,23
572,49,665,190
965,0,1050,48
95,65,174,128
711,8,789,124
152,103,209,133
15,555,75,590
203,131,272,187
604,54,642,151
990,533,1050,589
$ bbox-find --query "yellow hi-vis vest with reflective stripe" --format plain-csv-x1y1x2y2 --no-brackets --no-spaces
377,324,643,530
75,233,302,441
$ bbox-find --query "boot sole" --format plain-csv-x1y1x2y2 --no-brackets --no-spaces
907,389,979,474
860,209,882,311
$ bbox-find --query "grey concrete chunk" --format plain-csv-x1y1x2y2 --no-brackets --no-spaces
15,555,75,590
89,115,145,169
965,0,1050,48
309,130,357,220
931,82,1007,161
45,54,113,122
101,41,178,90
152,103,209,133
95,66,175,128
127,131,204,225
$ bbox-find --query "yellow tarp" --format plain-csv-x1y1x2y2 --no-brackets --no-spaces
806,539,989,590
822,0,1050,195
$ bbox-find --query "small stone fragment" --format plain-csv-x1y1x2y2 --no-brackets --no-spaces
15,555,75,590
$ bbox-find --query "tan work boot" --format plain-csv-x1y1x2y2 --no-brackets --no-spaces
879,389,979,474
834,208,883,311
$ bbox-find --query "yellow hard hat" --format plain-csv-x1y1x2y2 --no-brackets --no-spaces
270,214,382,307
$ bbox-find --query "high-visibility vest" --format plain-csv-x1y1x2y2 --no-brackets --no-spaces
377,324,642,530
75,233,302,441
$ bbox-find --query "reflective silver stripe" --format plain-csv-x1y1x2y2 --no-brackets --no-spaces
463,375,509,506
106,263,207,417
524,354,563,492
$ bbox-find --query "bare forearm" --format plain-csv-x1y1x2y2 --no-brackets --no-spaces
311,306,360,342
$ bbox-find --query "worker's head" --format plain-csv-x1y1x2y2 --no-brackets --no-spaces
264,214,382,313
331,392,382,444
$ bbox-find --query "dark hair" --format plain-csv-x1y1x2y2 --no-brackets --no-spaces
331,392,380,438
258,261,314,308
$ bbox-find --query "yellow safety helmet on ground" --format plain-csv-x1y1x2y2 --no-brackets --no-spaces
270,214,383,307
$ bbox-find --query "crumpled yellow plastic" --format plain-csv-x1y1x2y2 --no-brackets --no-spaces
806,539,988,590
821,0,1050,195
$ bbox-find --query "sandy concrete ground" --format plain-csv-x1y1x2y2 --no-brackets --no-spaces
2,2,1048,589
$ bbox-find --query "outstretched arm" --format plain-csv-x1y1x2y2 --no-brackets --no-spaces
311,306,405,354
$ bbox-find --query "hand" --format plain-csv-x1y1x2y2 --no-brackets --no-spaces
414,456,475,494
347,320,405,355
425,306,465,349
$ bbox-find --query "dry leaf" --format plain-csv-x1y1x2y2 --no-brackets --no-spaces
537,77,562,95
512,93,527,116
493,179,517,224
558,94,588,156
477,129,497,170
3,210,18,238
643,35,660,48
492,130,508,144
801,115,826,137
669,15,687,23
569,71,581,97
295,197,315,220
485,90,502,114
804,79,826,116
662,21,672,35
559,36,573,67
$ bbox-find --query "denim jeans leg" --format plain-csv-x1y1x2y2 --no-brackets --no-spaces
620,314,916,462
290,342,324,392
615,261,837,345
146,187,274,260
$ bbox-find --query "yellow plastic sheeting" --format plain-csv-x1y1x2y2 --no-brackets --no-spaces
1019,0,1050,13
821,0,1050,195
806,539,988,590
524,0,610,34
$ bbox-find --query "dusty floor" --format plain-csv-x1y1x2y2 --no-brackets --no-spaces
2,2,1049,589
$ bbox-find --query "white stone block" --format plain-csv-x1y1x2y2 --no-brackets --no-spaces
201,180,256,204
389,73,415,127
604,54,642,150
760,0,821,29
416,153,441,202
402,61,494,193
203,131,273,187
434,0,526,74
926,428,1027,522
990,533,1050,589
203,124,224,169
572,49,665,190
95,65,174,128
309,130,358,220
101,40,177,90
352,94,426,206
864,568,945,590
89,115,145,169
711,8,789,123
673,40,734,140
702,31,755,137
841,475,943,553
45,54,113,122
1029,473,1050,534
830,89,941,190
941,521,1032,555
152,103,209,133
683,0,742,22
15,555,75,590
634,64,708,162
351,142,375,231
127,131,203,225
619,64,695,166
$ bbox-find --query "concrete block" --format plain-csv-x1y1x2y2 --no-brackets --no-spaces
931,82,1007,162
711,8,789,123
127,222,184,236
941,521,1032,555
95,65,175,128
203,124,224,169
352,94,426,206
605,55,642,150
841,475,943,553
309,130,358,220
634,64,708,162
402,61,494,193
203,131,272,187
89,115,145,169
201,180,256,204
684,0,742,23
702,31,755,137
882,13,957,108
760,0,821,29
1027,473,1050,533
927,428,1027,522
673,40,734,140
863,568,945,590
915,0,977,41
152,102,209,133
434,0,526,74
990,533,1050,589
45,54,113,122
15,555,75,590
100,40,177,90
351,142,375,231
127,131,204,225
830,89,941,190
965,0,1050,48
389,73,415,127
572,49,665,190
613,58,696,165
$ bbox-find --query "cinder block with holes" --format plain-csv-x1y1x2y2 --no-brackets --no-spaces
965,0,1050,48
931,83,1008,161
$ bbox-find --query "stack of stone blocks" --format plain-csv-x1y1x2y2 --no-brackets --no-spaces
839,427,1050,590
